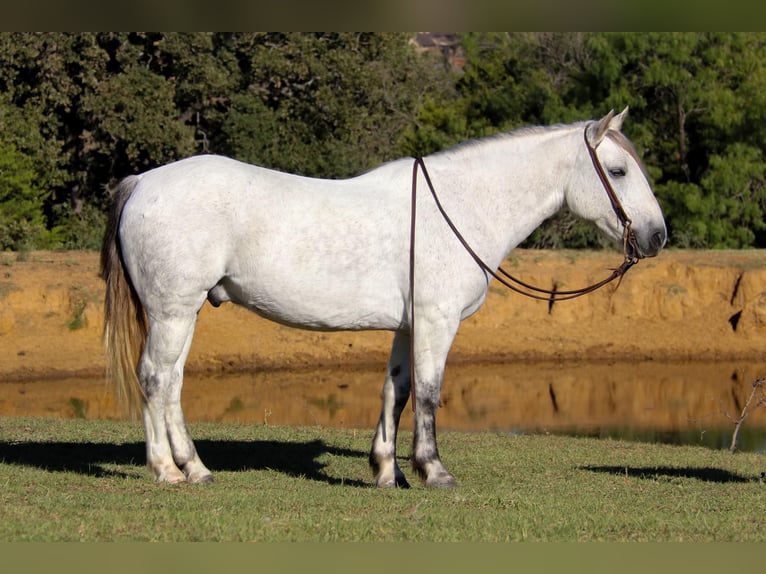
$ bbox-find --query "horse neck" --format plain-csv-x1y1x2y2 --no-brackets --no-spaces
427,125,581,265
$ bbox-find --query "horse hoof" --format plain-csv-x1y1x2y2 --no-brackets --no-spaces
425,473,457,489
377,476,411,489
188,473,215,485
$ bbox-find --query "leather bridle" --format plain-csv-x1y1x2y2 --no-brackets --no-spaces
410,125,641,305
407,124,642,409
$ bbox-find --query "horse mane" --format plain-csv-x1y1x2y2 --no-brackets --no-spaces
433,121,650,180
432,121,588,159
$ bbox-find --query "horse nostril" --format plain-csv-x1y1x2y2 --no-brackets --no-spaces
651,230,666,252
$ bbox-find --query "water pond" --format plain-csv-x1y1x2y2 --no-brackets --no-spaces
2,359,765,452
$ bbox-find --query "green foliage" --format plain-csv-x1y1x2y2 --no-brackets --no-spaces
421,32,766,249
0,141,51,250
210,32,450,177
49,201,107,250
586,32,766,248
1,32,766,250
664,143,766,248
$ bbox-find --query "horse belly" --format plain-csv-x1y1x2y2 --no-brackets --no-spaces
222,271,406,331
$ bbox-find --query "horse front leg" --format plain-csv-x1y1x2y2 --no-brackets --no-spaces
411,369,456,488
411,315,459,488
370,331,412,488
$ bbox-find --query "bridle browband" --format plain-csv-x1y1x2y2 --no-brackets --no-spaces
406,124,642,410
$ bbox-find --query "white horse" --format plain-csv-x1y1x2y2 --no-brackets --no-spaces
101,108,666,487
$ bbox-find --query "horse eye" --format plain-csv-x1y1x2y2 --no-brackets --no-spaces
609,168,626,177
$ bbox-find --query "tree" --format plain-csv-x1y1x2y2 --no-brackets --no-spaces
0,141,51,250
2,32,766,250
404,33,613,248
209,32,452,177
594,32,766,247
408,32,766,249
0,33,455,249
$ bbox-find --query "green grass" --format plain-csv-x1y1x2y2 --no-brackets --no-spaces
66,284,97,331
0,280,18,298
0,416,764,542
66,299,87,330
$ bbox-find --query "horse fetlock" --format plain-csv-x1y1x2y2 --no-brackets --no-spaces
370,452,409,488
375,472,411,489
374,462,410,489
152,463,187,484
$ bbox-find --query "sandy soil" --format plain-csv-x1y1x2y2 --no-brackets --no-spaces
1,249,765,382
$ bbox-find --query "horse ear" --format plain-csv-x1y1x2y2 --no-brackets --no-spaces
610,106,629,132
586,109,615,147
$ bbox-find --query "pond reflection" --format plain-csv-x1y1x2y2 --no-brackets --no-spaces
2,359,765,452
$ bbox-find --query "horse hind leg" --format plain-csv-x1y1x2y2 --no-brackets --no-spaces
139,313,213,484
369,331,412,488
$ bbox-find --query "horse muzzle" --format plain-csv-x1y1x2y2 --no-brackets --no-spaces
630,227,667,259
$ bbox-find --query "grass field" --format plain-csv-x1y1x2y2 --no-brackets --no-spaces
1,416,764,542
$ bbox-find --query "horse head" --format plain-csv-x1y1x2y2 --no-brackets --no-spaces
566,107,667,258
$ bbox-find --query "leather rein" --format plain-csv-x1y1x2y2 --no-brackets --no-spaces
410,126,641,304
407,125,641,410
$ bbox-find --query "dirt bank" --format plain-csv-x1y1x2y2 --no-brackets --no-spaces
1,249,765,381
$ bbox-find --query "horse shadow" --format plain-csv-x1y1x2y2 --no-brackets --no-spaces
0,438,371,487
580,464,763,484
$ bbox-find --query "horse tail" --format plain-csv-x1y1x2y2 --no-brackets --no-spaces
100,175,147,417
